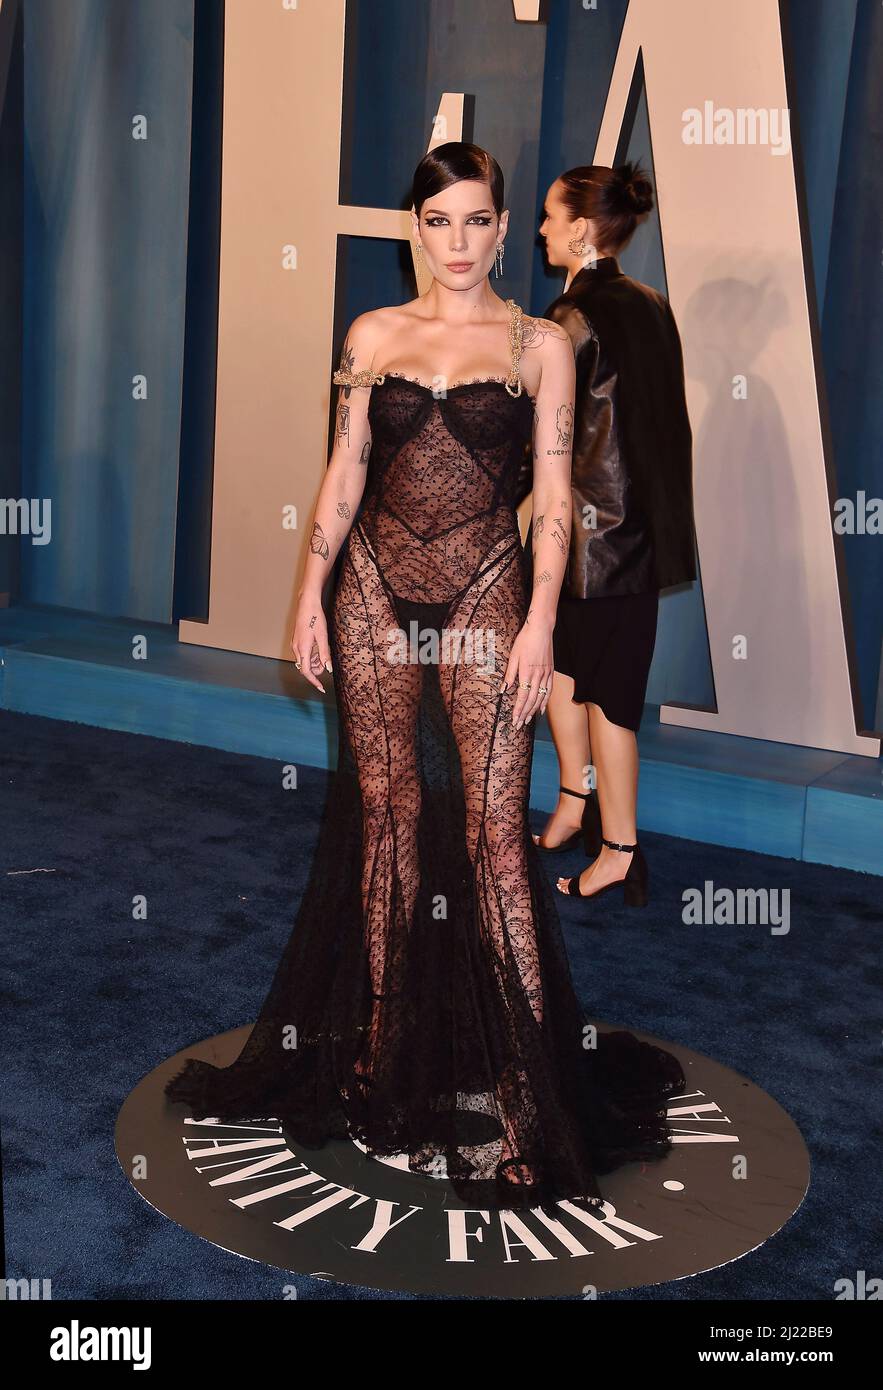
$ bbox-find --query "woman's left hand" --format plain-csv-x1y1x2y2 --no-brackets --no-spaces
501,620,554,728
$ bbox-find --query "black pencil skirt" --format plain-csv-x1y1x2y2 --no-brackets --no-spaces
552,589,660,732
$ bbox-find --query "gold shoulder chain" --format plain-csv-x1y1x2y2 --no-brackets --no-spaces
505,299,524,397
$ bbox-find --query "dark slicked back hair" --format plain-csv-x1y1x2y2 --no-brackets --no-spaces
412,142,505,219
558,160,654,253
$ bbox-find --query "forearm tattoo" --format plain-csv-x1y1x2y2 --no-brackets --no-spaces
534,569,551,586
337,501,351,520
359,441,371,466
310,522,329,560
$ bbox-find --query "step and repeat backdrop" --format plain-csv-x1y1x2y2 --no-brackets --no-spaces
9,0,882,753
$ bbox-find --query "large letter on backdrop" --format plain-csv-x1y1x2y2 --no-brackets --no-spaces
179,0,411,667
596,0,877,756
179,0,484,663
179,0,377,662
182,0,877,759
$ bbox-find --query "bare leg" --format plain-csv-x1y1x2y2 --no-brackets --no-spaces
333,533,422,1085
557,701,639,895
440,539,542,1184
531,671,593,848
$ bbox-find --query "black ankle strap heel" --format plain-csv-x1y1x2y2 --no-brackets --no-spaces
560,836,649,909
533,784,601,857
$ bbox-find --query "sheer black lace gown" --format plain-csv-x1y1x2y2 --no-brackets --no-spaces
165,301,686,1213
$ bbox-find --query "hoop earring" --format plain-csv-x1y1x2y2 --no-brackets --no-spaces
568,236,599,268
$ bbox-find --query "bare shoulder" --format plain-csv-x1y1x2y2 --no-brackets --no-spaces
522,312,571,347
334,309,394,384
338,303,419,369
339,307,388,354
521,312,575,389
522,313,573,366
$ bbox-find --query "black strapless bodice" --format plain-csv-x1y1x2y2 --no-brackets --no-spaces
357,375,534,608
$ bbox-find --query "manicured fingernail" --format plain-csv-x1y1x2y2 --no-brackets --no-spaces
325,661,333,672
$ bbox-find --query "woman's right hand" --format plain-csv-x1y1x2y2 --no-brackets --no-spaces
290,596,332,694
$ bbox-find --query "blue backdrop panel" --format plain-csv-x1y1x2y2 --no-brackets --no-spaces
21,0,194,622
819,0,883,731
8,0,881,732
0,0,22,601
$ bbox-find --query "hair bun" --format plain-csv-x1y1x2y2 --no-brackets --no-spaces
614,162,654,216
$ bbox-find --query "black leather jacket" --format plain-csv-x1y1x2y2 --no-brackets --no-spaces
527,256,697,597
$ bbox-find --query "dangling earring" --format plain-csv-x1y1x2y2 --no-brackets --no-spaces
568,236,599,269
494,242,505,279
415,242,423,260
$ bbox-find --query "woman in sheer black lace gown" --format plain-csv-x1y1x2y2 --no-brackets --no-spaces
165,143,685,1214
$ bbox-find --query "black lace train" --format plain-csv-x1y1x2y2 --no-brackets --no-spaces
164,309,686,1213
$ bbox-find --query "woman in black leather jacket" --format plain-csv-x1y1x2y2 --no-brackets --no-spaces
530,161,696,908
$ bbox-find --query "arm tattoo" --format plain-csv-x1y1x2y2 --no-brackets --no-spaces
337,339,356,398
532,512,544,560
521,315,568,352
359,441,371,466
542,402,572,456
337,501,351,520
534,570,551,586
310,522,329,560
552,517,567,553
335,402,350,447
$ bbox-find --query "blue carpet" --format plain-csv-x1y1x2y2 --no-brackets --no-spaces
1,707,880,1300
